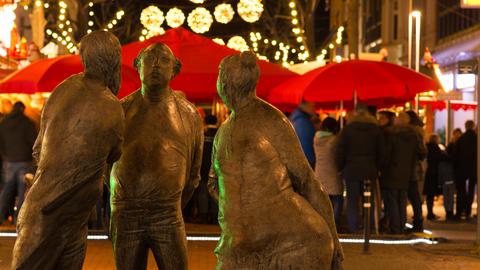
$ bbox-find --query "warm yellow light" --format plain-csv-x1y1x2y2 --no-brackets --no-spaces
87,29,92,34
89,2,94,7
411,10,421,18
59,24,64,29
291,10,297,16
44,3,49,8
88,21,94,26
292,19,298,25
329,43,334,49
289,2,296,8
107,23,113,29
89,11,94,16
35,1,42,7
59,14,66,21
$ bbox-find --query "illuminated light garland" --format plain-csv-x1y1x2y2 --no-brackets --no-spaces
287,1,310,62
145,27,165,39
214,3,235,24
187,7,213,34
227,36,249,52
0,231,438,245
189,0,206,3
166,7,185,28
106,10,124,30
248,32,291,64
212,38,225,46
237,0,264,23
141,6,164,30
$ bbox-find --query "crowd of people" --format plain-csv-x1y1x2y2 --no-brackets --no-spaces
290,101,478,234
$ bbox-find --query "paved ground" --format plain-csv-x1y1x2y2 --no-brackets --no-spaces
0,200,478,269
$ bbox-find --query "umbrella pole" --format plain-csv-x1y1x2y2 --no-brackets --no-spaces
354,90,358,108
476,57,480,253
446,100,452,144
340,100,344,129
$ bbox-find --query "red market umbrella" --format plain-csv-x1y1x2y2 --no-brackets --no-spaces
120,27,297,101
0,55,140,95
267,60,438,111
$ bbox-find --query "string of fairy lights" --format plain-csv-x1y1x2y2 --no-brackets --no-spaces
137,0,308,65
44,1,77,54
22,0,313,63
316,26,344,64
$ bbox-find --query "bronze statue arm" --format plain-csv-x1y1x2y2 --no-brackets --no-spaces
272,118,344,267
181,113,204,209
207,138,219,203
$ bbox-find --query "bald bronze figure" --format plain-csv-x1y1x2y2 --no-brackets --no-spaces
110,43,203,270
12,31,124,270
208,52,344,269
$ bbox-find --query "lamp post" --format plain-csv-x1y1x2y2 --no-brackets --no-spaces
409,10,421,112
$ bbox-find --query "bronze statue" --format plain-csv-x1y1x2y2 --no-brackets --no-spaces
12,31,124,270
208,51,344,270
110,43,203,270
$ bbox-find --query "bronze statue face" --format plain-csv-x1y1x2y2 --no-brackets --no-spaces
79,31,122,95
135,43,180,91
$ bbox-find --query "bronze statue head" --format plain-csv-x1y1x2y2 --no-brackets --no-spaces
134,43,182,94
217,51,260,111
79,30,122,95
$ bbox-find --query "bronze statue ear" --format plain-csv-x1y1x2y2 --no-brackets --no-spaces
133,57,140,71
172,58,182,78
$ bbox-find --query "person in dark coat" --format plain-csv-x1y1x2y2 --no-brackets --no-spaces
453,120,477,220
335,104,385,233
381,112,426,234
0,102,37,224
405,110,426,232
424,134,443,220
289,101,316,167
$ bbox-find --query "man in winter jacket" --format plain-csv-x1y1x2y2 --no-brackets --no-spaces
453,120,477,219
0,102,37,224
335,104,385,233
381,113,426,234
289,101,316,167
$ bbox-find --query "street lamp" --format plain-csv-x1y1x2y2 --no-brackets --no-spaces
409,10,421,112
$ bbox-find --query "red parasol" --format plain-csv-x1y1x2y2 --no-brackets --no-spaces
267,60,437,111
120,27,297,101
0,55,140,95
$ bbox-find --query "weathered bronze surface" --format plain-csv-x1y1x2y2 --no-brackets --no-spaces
208,51,343,270
110,43,203,270
12,31,124,270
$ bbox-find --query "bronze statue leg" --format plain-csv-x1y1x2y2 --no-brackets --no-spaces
147,223,188,270
53,225,88,270
111,208,149,270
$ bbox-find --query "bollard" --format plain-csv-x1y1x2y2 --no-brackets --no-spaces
363,179,372,253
